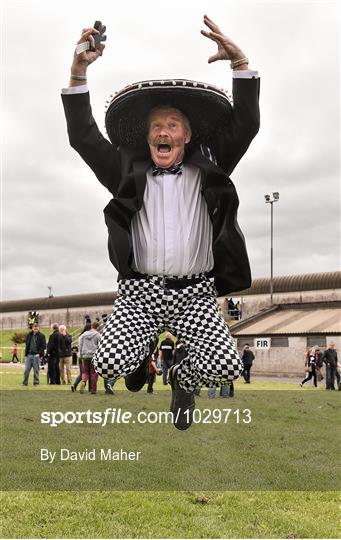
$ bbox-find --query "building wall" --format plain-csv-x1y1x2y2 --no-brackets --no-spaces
2,287,340,329
223,288,341,320
236,336,341,377
0,305,114,330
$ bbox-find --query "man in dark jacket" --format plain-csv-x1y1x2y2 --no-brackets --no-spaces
315,345,324,382
22,323,46,386
160,333,175,385
173,342,188,366
323,342,339,390
62,16,260,430
58,325,73,385
242,344,255,383
46,323,61,384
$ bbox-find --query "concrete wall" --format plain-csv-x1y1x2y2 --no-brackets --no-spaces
237,336,341,377
2,287,339,329
236,288,341,319
0,305,114,330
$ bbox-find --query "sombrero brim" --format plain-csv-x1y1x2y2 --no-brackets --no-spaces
105,79,233,147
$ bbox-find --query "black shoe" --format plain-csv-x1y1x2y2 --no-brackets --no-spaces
169,365,195,431
105,386,114,395
71,385,75,392
125,342,156,392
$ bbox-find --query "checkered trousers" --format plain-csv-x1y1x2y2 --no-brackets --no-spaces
92,276,243,392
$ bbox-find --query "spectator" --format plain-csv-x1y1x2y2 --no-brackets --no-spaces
323,342,339,391
315,345,324,382
160,333,175,385
71,321,91,391
173,342,187,366
71,344,78,366
81,321,92,334
104,378,116,395
242,344,254,383
300,347,318,388
58,325,72,385
46,323,61,384
22,323,46,386
79,321,101,394
208,382,234,398
71,349,83,392
234,301,241,320
227,298,235,318
12,343,19,363
147,348,162,394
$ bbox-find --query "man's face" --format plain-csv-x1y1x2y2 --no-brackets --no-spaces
32,324,39,334
147,108,192,168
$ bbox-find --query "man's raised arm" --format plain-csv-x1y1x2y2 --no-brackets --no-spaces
201,15,260,174
61,26,121,195
68,26,105,87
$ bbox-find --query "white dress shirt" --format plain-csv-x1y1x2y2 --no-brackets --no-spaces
131,164,214,276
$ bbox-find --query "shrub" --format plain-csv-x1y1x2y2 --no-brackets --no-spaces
11,332,28,344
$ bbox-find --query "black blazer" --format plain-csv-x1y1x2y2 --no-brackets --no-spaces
62,77,260,296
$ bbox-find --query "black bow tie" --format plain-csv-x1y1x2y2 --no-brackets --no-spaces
152,162,183,176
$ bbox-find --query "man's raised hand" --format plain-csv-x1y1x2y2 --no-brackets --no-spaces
71,27,106,74
201,15,246,64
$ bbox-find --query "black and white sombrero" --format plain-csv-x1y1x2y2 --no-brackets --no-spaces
105,79,233,147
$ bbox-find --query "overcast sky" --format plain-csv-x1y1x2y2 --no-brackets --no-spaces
2,0,340,301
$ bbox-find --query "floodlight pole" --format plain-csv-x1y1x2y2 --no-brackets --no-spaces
270,201,274,304
264,193,279,305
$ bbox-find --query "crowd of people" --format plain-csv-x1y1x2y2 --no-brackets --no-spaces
19,320,235,396
19,325,340,394
300,342,340,390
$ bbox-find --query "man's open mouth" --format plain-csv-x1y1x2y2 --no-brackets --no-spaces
157,143,172,153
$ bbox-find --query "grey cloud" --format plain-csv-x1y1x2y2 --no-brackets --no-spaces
3,0,340,300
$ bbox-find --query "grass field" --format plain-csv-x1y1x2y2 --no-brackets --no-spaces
0,364,340,538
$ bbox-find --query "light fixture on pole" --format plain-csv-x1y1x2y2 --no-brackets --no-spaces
264,192,280,304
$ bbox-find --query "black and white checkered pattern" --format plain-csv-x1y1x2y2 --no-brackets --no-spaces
93,276,242,392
